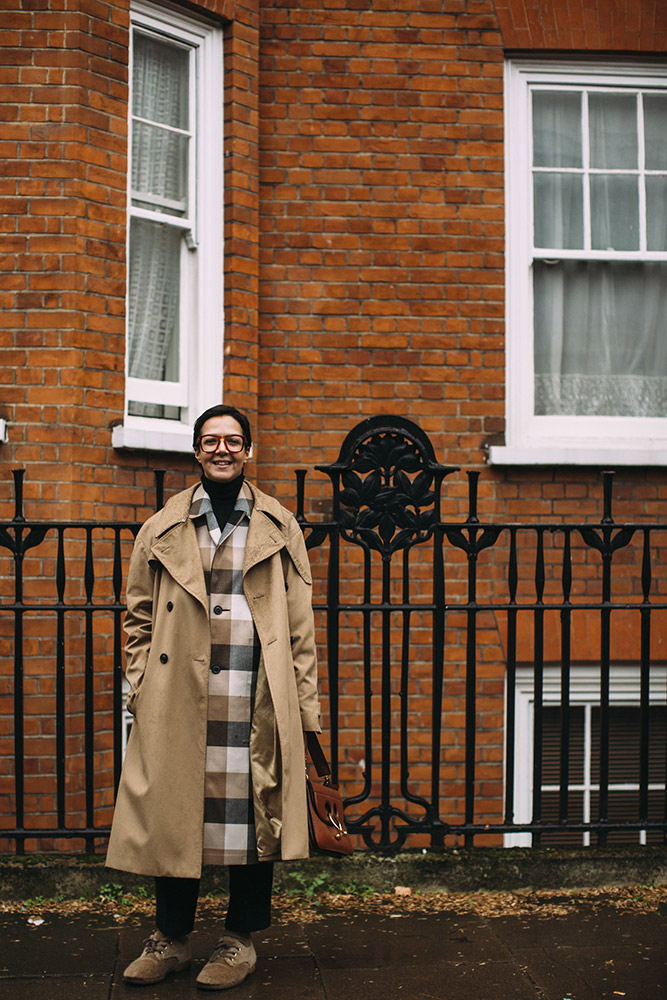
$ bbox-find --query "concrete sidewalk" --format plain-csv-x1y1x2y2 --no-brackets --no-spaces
1,902,666,1000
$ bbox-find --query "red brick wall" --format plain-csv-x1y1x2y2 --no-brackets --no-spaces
495,0,667,51
257,0,506,502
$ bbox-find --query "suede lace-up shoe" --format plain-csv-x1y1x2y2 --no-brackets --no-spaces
123,928,191,985
196,934,257,990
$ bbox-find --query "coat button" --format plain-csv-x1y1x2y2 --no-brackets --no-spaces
166,602,173,611
211,664,221,674
213,605,223,615
160,653,168,663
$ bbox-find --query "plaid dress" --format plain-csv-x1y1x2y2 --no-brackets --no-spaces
189,482,260,866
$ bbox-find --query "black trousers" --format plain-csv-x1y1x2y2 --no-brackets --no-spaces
155,863,274,939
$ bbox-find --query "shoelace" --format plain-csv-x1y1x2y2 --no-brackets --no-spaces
143,935,169,955
209,938,242,965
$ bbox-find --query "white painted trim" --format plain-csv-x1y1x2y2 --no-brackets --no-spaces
112,422,194,454
504,664,667,847
0,420,7,444
489,444,667,466
504,59,667,463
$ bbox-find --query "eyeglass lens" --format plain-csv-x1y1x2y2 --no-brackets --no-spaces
200,435,245,453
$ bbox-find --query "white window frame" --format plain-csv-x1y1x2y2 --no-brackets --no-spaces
490,60,667,467
112,0,224,454
505,664,667,847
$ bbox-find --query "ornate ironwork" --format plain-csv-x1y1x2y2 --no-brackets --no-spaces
315,416,457,559
2,422,667,854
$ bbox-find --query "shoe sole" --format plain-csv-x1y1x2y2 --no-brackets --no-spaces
196,963,256,990
123,959,191,985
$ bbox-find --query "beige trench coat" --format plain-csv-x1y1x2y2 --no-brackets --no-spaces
106,481,320,879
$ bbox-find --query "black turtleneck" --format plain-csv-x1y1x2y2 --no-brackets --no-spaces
201,472,245,529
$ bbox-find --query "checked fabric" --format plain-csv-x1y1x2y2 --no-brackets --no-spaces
189,482,260,866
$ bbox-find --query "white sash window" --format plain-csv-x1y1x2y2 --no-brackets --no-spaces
113,1,223,453
491,62,667,466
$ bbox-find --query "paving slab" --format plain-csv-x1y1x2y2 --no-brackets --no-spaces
317,960,541,1000
490,907,667,950
305,912,511,969
0,913,118,977
0,975,112,1000
512,944,667,1000
0,901,666,1000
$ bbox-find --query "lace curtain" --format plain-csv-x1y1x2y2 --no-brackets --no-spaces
532,90,667,418
128,34,189,417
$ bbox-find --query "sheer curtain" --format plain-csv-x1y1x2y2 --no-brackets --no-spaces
532,90,667,418
128,34,189,418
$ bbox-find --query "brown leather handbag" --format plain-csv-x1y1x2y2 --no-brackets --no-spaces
305,732,354,857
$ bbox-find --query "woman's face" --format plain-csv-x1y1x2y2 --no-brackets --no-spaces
194,415,250,484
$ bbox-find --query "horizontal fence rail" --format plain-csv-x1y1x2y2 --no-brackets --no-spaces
1,418,666,854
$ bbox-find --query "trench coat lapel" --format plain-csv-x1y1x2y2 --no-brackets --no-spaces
148,485,208,612
243,485,287,573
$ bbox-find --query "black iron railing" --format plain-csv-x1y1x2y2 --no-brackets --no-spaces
1,417,666,854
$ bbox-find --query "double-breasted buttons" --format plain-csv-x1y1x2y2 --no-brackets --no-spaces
159,653,168,663
166,601,174,611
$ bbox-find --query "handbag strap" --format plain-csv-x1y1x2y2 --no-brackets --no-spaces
305,731,331,779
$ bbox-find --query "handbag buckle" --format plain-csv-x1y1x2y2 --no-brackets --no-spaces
327,806,348,837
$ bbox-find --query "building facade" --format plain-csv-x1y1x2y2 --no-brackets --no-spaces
1,0,666,851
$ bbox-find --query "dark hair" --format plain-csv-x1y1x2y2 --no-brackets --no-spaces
193,405,252,450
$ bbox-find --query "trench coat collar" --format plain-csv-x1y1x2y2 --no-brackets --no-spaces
146,480,308,606
189,481,253,548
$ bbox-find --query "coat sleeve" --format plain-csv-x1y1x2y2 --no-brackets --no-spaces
283,515,321,733
123,526,157,715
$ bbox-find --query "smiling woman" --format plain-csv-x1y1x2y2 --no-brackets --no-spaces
194,415,249,485
106,403,320,990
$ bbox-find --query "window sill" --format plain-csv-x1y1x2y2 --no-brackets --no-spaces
112,423,194,454
488,444,667,467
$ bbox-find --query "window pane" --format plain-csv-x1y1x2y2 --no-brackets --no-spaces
541,706,585,784
132,120,189,214
128,217,181,384
540,790,584,845
589,92,638,169
591,706,667,784
533,173,583,248
133,33,189,130
590,175,639,250
532,91,582,167
534,260,667,417
646,176,667,251
128,401,182,420
644,93,667,170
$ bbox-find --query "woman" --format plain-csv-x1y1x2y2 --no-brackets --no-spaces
106,404,320,990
